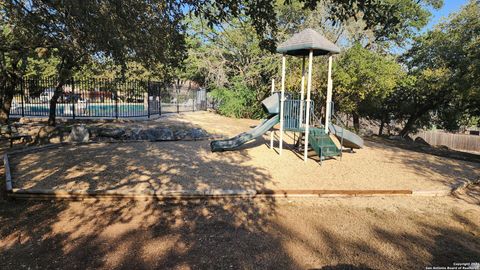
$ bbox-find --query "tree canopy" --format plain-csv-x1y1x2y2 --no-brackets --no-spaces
2,0,187,124
334,43,404,131
397,0,480,135
181,0,441,125
3,0,478,137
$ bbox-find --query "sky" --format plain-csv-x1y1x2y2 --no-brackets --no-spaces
424,0,469,31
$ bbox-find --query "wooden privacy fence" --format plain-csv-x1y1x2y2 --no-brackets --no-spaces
415,130,480,152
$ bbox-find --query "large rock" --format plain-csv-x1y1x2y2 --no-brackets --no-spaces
190,128,208,140
33,125,58,144
96,127,125,139
174,129,190,140
147,128,174,141
359,129,374,137
130,128,148,140
69,124,90,143
84,126,209,142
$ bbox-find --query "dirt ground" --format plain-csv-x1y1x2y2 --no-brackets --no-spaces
1,112,480,269
1,193,479,269
8,111,480,192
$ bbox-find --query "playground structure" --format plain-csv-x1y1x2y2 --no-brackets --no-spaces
211,28,363,163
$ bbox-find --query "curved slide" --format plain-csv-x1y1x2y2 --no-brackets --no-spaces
328,123,364,149
211,114,279,152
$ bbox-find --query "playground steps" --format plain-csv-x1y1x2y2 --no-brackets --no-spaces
308,127,341,159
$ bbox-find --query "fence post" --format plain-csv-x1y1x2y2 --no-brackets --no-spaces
175,83,179,113
115,81,119,119
20,78,25,117
159,84,162,116
71,78,76,120
147,80,151,118
193,90,196,112
158,82,166,115
205,89,208,110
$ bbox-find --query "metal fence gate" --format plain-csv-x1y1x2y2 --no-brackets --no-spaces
8,78,207,119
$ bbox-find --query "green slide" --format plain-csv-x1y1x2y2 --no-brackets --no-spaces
210,114,279,152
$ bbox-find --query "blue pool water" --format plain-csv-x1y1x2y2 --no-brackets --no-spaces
18,103,147,117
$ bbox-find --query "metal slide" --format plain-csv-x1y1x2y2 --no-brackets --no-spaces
210,114,280,152
328,123,364,149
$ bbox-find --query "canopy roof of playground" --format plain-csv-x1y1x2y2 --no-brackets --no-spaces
276,28,341,56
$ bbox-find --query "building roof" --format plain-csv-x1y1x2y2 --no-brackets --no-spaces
277,28,341,56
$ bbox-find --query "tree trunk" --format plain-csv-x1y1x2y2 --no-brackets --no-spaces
48,54,77,126
399,105,433,138
352,112,360,131
0,77,20,125
47,81,66,126
378,114,389,136
399,115,417,138
0,93,13,125
379,119,385,136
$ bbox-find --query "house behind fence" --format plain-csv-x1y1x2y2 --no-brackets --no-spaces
415,130,480,153
9,78,208,119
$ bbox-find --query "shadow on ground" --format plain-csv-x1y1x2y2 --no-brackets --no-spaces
367,136,480,163
8,140,274,191
0,139,297,268
365,139,479,189
1,186,480,269
0,198,295,269
1,136,297,268
1,130,480,269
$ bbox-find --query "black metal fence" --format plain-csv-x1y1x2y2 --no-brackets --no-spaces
9,78,207,118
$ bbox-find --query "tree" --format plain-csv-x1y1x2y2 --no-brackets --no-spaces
333,43,403,131
0,24,25,124
184,0,443,51
3,0,187,125
301,0,443,49
398,0,480,136
192,18,280,118
0,2,44,124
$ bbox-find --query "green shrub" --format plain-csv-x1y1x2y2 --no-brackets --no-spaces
210,77,263,119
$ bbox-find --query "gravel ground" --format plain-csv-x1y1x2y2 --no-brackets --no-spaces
9,112,480,192
0,194,479,269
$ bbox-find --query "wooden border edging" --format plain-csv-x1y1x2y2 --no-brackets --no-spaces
256,189,413,196
4,188,436,201
3,154,12,191
6,187,457,200
411,189,452,196
8,188,257,200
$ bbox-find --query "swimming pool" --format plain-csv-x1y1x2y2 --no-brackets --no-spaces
14,103,149,117
10,101,200,118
